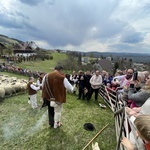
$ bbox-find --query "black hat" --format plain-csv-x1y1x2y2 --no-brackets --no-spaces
54,65,63,71
84,123,95,131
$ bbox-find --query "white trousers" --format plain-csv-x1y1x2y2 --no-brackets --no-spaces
50,101,63,123
29,94,37,109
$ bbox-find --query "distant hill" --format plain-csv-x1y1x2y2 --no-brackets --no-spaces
83,51,150,63
0,34,149,63
0,34,23,45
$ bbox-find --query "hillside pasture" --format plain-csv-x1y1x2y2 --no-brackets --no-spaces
16,52,67,73
0,74,116,150
0,53,116,149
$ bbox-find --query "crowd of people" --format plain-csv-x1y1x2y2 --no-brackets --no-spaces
1,62,150,149
0,63,44,78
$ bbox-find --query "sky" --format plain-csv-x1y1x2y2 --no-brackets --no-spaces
0,0,150,53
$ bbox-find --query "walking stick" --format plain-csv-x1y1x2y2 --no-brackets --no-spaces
82,123,109,150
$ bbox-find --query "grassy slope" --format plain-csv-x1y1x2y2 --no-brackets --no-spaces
0,35,19,44
0,91,116,150
16,52,67,73
0,53,116,149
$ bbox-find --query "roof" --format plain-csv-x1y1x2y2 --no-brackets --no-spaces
98,59,113,72
13,42,36,50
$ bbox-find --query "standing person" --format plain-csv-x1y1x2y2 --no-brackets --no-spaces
27,77,40,109
84,70,92,100
42,66,74,128
37,72,45,87
126,74,150,107
77,70,85,100
87,70,102,101
114,68,134,93
70,70,78,94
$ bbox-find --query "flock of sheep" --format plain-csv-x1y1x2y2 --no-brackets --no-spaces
0,74,28,101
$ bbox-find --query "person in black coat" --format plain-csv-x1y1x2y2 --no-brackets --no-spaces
84,70,92,100
77,70,85,100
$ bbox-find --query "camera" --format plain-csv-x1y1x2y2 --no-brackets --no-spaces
133,70,138,81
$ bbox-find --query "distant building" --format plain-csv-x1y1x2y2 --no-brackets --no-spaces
133,63,145,71
82,57,88,63
13,42,37,57
98,59,113,73
92,62,103,72
106,56,112,61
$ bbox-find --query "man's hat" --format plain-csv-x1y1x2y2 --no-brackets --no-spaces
84,123,95,131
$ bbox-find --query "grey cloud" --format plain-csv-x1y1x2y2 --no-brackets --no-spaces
121,27,144,44
142,2,150,15
16,11,30,20
0,13,23,29
1,0,149,53
19,0,55,6
19,0,42,6
33,0,122,46
0,11,38,32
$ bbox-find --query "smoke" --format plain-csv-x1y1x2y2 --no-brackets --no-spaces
2,116,23,140
26,110,47,135
2,110,48,140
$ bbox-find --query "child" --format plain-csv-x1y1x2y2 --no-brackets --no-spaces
121,115,150,150
27,77,40,109
36,72,45,102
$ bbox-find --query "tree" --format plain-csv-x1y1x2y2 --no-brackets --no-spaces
113,62,119,75
89,52,94,58
77,52,82,65
129,58,133,67
5,45,13,56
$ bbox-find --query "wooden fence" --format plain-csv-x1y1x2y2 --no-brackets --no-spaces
99,84,129,150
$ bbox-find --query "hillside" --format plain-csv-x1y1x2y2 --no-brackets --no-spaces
84,51,150,63
0,34,23,45
0,34,149,63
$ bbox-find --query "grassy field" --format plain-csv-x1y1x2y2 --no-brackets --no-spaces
0,53,116,150
16,52,67,73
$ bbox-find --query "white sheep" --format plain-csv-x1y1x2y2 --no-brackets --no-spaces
0,87,5,99
11,82,21,93
1,84,14,96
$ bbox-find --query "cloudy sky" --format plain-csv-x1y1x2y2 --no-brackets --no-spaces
0,0,150,53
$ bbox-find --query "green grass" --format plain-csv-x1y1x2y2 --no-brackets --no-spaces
0,89,116,150
0,56,116,150
16,52,67,73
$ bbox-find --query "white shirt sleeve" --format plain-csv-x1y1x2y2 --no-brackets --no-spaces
63,78,74,91
30,84,40,91
37,79,41,86
113,75,125,82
